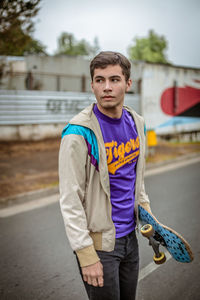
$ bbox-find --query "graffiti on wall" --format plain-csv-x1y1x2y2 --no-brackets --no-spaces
46,99,91,114
160,82,200,117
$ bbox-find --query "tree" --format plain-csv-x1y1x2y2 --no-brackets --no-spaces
0,0,46,55
55,32,100,57
128,30,169,64
91,36,100,56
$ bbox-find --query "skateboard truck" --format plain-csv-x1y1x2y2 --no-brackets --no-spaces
141,224,166,264
139,205,194,263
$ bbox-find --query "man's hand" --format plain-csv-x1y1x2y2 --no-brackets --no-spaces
81,261,104,287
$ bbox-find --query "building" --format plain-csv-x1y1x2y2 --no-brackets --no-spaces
0,55,200,140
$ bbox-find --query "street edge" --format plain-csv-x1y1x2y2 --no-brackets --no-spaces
0,152,199,209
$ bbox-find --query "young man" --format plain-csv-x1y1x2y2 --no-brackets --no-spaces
59,51,151,300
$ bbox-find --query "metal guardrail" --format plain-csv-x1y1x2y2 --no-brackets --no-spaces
0,90,140,125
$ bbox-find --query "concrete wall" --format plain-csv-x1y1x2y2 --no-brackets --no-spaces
0,124,65,141
0,55,137,93
1,56,200,138
26,55,91,92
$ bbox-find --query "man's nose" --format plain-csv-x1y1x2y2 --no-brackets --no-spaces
104,80,112,91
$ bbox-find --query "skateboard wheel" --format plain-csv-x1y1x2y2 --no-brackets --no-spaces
153,252,166,264
141,224,154,237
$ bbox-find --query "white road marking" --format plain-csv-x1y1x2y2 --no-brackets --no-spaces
0,194,59,218
139,251,172,281
145,156,200,177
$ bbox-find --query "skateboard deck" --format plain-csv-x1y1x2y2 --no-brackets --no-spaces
138,205,194,264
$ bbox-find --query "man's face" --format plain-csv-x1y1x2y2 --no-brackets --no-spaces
91,64,132,115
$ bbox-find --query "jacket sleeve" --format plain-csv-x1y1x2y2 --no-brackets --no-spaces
59,134,100,267
137,119,152,212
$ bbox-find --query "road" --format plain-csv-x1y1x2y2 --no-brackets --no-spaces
0,159,200,300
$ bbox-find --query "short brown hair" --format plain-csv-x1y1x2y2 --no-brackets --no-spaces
90,51,131,82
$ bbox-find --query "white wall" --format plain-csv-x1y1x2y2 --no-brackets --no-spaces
141,63,200,133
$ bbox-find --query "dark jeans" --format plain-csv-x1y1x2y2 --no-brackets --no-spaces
77,230,139,300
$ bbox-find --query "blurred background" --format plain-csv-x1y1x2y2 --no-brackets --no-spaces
0,0,199,199
0,1,200,299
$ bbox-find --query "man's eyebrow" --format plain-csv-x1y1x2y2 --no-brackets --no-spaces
94,75,104,79
94,75,122,79
110,75,121,78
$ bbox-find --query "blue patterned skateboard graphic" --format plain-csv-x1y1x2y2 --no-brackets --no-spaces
138,205,193,263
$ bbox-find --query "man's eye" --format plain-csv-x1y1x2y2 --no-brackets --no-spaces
96,79,103,83
112,78,119,82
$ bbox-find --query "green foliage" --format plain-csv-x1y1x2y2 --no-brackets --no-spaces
0,0,46,55
55,32,100,56
128,30,169,64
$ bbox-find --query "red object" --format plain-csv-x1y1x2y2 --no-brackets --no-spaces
161,85,200,116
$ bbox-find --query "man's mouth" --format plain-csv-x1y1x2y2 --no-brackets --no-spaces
102,95,114,99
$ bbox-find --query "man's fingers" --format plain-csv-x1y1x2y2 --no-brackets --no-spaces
83,274,104,287
87,276,92,285
97,276,104,287
92,278,98,287
81,261,104,287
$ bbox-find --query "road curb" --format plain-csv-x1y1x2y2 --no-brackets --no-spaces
0,186,59,209
145,151,200,170
0,152,199,209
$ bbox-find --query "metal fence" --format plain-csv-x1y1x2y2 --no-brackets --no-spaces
0,71,91,92
0,90,140,125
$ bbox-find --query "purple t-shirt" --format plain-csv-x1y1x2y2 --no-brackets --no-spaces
94,104,140,238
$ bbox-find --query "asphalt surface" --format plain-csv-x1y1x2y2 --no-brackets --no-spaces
0,160,200,300
136,160,200,300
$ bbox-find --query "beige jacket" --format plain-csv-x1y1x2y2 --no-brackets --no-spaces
59,103,150,267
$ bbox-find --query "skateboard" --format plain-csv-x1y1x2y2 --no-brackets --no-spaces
138,205,194,264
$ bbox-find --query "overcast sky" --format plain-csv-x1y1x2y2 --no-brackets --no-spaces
34,0,200,68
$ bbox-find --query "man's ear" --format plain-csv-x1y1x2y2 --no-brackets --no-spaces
126,79,132,92
91,81,94,93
